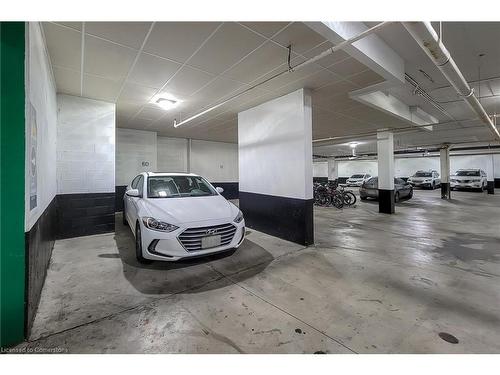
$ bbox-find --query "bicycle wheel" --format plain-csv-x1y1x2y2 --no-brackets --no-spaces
318,194,331,206
344,191,357,206
332,194,344,209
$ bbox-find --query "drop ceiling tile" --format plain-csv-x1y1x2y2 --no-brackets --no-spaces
159,65,215,98
42,22,81,70
116,100,144,118
190,76,245,104
117,82,158,104
128,117,153,129
52,67,81,96
135,105,165,121
82,74,122,103
144,22,221,64
278,69,341,93
53,22,82,31
240,22,290,38
127,53,181,89
328,57,371,79
188,23,266,75
272,22,326,55
347,70,385,87
84,35,137,81
85,22,152,49
223,41,291,84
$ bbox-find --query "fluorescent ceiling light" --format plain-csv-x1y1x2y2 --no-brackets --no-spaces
349,142,358,148
156,98,177,110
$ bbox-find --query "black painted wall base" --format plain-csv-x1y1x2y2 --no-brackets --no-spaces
57,193,115,239
24,197,57,337
378,189,395,214
212,182,239,200
487,181,495,195
495,178,500,188
441,182,451,199
239,191,314,246
313,177,328,184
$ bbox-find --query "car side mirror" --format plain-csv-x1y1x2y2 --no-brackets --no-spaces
126,188,140,197
215,187,224,194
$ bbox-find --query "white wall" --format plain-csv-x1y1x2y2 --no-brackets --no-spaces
338,160,378,177
190,139,238,182
157,136,188,174
57,94,115,194
333,154,500,179
116,129,157,186
313,162,328,177
114,131,238,185
238,89,313,199
25,22,58,231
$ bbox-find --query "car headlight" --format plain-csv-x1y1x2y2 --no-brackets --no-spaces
234,210,244,223
141,217,179,232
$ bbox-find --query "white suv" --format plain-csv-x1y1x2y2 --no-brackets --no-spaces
450,169,487,191
408,170,441,189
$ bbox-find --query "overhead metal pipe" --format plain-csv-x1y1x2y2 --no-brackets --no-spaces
174,22,393,128
402,21,500,141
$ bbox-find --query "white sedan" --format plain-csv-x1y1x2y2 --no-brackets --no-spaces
123,172,245,263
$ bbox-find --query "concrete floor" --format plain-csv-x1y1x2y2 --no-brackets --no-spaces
18,189,500,353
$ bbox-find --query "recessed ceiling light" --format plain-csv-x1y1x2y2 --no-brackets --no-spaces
156,98,177,111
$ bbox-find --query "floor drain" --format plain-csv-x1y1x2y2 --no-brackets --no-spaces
438,332,459,344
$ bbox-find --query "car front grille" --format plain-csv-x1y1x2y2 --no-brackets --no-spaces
178,222,236,252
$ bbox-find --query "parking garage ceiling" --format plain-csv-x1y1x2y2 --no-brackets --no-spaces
42,21,500,149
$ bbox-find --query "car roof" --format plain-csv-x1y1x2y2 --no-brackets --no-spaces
143,172,200,177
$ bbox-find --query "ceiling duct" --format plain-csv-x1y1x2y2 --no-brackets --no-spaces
402,22,500,142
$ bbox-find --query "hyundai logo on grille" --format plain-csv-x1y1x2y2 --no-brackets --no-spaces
206,229,217,235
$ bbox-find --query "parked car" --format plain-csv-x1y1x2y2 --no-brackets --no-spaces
345,173,372,187
123,172,245,263
450,169,488,191
407,170,441,189
359,177,413,202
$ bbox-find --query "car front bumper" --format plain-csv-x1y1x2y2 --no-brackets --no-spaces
346,181,363,187
450,182,482,189
409,181,432,187
140,219,246,261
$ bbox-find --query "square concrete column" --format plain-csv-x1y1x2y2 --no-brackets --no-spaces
486,154,495,194
377,130,395,214
327,159,338,185
238,89,313,245
440,146,451,199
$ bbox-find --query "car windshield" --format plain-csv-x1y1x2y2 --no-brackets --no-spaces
415,172,432,177
456,170,480,176
351,174,365,178
147,175,217,198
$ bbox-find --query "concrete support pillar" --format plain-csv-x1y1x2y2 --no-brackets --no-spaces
238,88,313,245
440,146,451,199
486,154,495,194
377,130,395,214
327,159,338,184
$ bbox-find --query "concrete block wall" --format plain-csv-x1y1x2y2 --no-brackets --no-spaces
157,136,188,173
57,94,115,194
116,128,157,186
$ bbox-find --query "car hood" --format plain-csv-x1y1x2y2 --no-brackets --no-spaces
410,177,430,181
142,195,236,225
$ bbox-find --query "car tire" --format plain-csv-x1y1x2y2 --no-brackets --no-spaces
408,189,413,199
360,196,367,201
431,181,435,190
135,223,152,264
394,192,400,203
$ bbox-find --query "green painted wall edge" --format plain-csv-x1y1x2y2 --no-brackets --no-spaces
0,22,26,348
